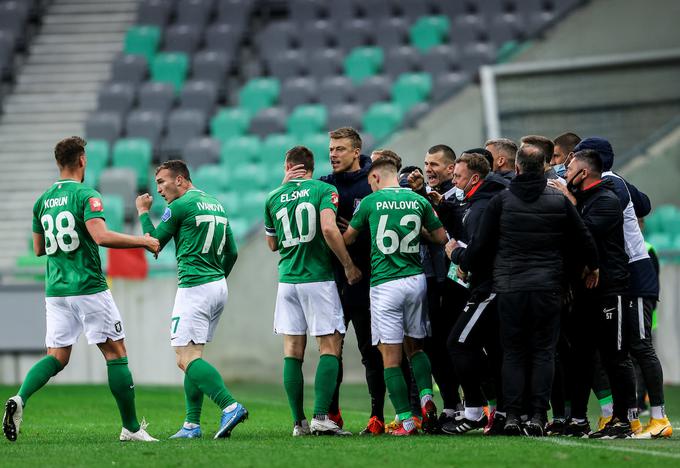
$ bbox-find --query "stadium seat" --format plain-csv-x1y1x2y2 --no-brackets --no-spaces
183,137,221,168
249,107,288,138
290,0,324,24
137,0,173,26
162,109,207,155
85,112,123,146
151,52,189,92
432,72,468,100
409,15,451,52
216,0,252,28
15,252,47,282
421,44,461,76
84,140,110,188
257,22,296,58
204,22,241,54
362,102,404,140
327,103,363,131
280,77,319,110
229,163,270,191
374,17,409,49
192,163,229,194
261,133,296,165
344,47,384,83
210,108,252,141
328,1,358,23
398,0,430,20
125,110,165,148
215,190,241,214
192,51,230,85
97,82,136,114
355,75,392,107
228,216,250,241
111,54,148,85
124,25,161,61
361,0,393,20
112,138,153,189
391,72,433,112
308,48,344,79
102,194,125,232
301,133,330,164
99,168,138,219
163,24,202,54
267,49,306,80
336,19,372,51
384,46,422,78
287,104,328,138
298,20,333,50
220,135,262,164
179,80,218,114
176,0,214,26
318,76,355,107
239,190,268,222
138,81,176,113
238,77,280,114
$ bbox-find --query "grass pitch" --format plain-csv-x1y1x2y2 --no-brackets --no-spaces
2,382,680,467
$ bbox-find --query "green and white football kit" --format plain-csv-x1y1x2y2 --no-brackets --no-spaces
264,179,345,337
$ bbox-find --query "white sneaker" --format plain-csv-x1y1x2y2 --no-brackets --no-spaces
3,396,23,442
119,419,159,442
293,419,311,436
310,417,352,436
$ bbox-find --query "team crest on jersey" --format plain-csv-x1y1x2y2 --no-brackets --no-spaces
114,321,122,333
161,207,172,222
331,192,339,207
89,198,103,212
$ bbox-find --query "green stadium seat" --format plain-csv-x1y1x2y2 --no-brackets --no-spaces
262,133,296,166
210,108,252,142
151,52,189,92
239,190,268,223
315,158,333,176
150,188,166,218
102,195,125,232
124,25,161,61
215,191,241,214
229,162,271,192
287,104,328,138
301,133,329,162
15,253,46,282
362,102,404,141
112,138,152,189
391,72,433,111
344,47,384,84
238,78,280,114
192,164,229,195
228,217,250,243
409,16,450,52
85,139,110,188
651,204,680,234
220,135,262,165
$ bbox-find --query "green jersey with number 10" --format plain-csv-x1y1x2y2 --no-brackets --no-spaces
350,187,442,286
32,180,108,297
264,179,339,284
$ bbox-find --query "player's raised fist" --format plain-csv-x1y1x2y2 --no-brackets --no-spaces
135,193,153,213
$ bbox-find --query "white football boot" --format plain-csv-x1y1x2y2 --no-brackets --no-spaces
3,396,23,442
310,416,352,436
119,419,159,442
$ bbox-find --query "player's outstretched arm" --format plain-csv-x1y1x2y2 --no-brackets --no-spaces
85,218,160,254
426,226,447,245
321,208,362,285
33,233,46,256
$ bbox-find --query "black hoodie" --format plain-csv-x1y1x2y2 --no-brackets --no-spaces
461,173,599,294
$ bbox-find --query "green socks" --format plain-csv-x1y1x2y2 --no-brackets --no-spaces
185,358,236,411
314,354,339,416
107,357,140,432
410,351,434,399
283,357,305,422
384,367,412,420
184,373,204,424
18,355,63,406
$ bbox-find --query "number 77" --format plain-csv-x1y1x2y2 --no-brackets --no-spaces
196,215,228,254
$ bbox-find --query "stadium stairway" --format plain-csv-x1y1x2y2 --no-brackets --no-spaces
0,0,138,270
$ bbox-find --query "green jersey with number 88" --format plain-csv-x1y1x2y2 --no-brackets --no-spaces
350,187,442,286
264,179,339,284
140,189,237,288
32,180,108,297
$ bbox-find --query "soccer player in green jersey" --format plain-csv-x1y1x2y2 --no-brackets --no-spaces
264,146,362,436
343,157,447,436
135,160,246,440
3,137,160,443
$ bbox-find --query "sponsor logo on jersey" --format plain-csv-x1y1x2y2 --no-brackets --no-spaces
161,207,172,222
376,200,419,210
281,189,310,203
44,196,68,209
114,321,122,333
89,198,103,212
330,192,339,207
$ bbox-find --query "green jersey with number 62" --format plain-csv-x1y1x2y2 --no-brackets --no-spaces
140,189,237,288
264,178,339,284
350,187,442,286
32,180,108,297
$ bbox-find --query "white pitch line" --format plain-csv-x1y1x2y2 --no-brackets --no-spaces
540,437,680,459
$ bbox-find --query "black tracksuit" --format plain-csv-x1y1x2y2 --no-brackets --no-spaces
463,173,598,417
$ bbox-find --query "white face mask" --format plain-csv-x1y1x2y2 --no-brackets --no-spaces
454,187,466,201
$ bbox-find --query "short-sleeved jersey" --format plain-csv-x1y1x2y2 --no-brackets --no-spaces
350,187,442,286
32,180,108,297
264,178,339,284
141,189,236,288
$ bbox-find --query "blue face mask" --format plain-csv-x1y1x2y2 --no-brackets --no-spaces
554,163,567,178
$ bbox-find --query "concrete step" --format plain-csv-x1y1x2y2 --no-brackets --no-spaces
0,123,82,136
50,2,137,15
7,94,97,105
13,82,102,93
18,71,110,84
2,112,88,125
30,42,123,55
41,22,130,34
22,62,111,75
43,13,135,25
3,100,96,114
0,134,70,145
28,52,118,65
34,33,124,46
0,162,55,173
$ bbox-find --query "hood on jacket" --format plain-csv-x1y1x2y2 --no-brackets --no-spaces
574,137,614,172
574,177,617,202
486,171,510,187
509,173,547,203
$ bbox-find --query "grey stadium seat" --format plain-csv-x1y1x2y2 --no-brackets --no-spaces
85,112,122,145
162,109,208,154
290,0,324,24
0,31,16,77
397,0,431,19
248,107,287,138
138,82,176,113
98,168,138,219
136,0,173,26
336,19,372,51
451,15,487,46
179,80,218,113
216,0,251,29
176,0,214,27
433,72,468,101
308,48,343,79
318,76,354,107
421,44,461,76
267,49,306,79
327,1,357,23
360,0,393,20
192,50,230,85
460,42,496,73
111,54,148,85
163,24,202,54
182,137,221,168
0,1,29,42
489,13,527,43
384,46,421,78
327,104,363,131
204,23,240,54
299,20,334,50
355,76,391,106
280,77,318,110
257,22,296,59
97,82,136,114
125,110,165,147
374,17,409,49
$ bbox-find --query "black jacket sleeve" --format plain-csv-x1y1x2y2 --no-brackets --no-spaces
459,195,502,273
625,180,652,218
567,199,599,271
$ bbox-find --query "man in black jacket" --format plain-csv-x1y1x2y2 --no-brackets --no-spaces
553,149,638,439
458,144,599,436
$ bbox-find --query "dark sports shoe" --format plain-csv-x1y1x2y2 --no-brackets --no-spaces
523,414,546,437
421,400,440,434
564,419,591,438
589,417,632,439
504,415,523,436
484,411,506,436
545,418,566,436
438,412,456,429
441,414,488,435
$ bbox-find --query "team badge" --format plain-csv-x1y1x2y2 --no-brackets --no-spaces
114,321,122,333
89,198,103,212
330,192,339,207
161,207,172,222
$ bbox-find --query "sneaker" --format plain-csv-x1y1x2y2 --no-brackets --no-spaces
632,417,673,439
504,415,523,436
597,415,612,431
120,419,159,442
438,412,456,429
421,400,439,434
545,418,566,436
589,417,632,439
484,411,506,436
169,424,202,439
214,402,248,439
441,414,488,435
392,417,418,436
292,419,311,436
310,416,352,436
523,414,546,437
564,419,591,438
630,418,642,435
359,416,385,436
385,416,400,434
328,410,344,429
3,396,23,442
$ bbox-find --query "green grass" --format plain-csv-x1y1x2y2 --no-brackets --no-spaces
2,383,680,467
